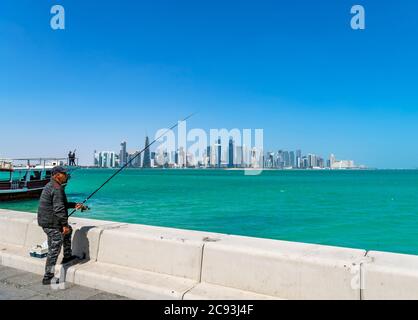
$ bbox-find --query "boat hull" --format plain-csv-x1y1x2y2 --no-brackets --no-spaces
0,179,49,202
0,188,44,201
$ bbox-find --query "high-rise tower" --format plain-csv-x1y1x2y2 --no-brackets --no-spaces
217,138,222,168
119,141,127,167
142,136,151,168
228,138,234,168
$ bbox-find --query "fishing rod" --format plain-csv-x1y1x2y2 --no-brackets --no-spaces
68,113,196,217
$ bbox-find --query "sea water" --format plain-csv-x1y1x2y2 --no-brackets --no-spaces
1,169,417,255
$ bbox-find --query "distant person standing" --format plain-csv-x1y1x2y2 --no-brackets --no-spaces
68,151,72,166
71,150,76,166
37,166,87,285
68,150,76,166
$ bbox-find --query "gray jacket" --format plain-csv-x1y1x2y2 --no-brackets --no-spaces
37,179,76,229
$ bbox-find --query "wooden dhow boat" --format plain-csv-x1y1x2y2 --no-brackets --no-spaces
0,158,78,201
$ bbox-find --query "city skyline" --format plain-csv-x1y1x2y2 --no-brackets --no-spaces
1,1,418,169
93,137,362,170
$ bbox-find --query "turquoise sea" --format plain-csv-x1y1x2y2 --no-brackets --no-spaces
1,169,418,255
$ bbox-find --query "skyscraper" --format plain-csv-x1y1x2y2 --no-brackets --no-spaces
283,151,290,167
128,151,141,168
277,150,284,168
142,136,151,168
175,150,179,166
302,156,308,169
93,150,98,166
317,157,325,168
235,146,243,168
228,138,234,168
329,154,336,168
150,151,156,167
242,145,251,167
296,149,302,168
206,146,211,167
266,152,274,168
178,147,186,168
119,141,127,167
308,154,317,168
290,151,295,168
95,151,117,168
217,138,221,168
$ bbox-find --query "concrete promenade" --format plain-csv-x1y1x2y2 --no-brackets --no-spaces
0,265,128,300
1,208,418,300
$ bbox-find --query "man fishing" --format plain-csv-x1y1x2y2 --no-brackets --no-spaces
37,166,87,285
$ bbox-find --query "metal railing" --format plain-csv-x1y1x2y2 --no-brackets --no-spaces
0,158,79,169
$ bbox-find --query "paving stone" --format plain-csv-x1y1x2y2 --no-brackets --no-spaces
2,272,41,287
51,284,103,300
0,283,37,300
87,292,131,300
26,294,62,300
0,267,26,281
25,280,75,296
0,265,130,300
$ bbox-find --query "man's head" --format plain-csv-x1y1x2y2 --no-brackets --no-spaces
51,166,69,185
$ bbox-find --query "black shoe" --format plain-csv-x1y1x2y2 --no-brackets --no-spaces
61,255,78,264
42,273,55,285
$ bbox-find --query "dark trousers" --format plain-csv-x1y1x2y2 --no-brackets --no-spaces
42,227,72,276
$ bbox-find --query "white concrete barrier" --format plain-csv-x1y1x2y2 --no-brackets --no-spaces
0,210,37,273
362,251,418,300
186,235,366,300
72,224,225,299
0,209,33,247
1,209,418,300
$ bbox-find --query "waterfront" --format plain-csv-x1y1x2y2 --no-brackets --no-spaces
1,169,417,255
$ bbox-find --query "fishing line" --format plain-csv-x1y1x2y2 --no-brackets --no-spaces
68,113,196,217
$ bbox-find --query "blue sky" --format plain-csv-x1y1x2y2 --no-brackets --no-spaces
1,0,417,168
